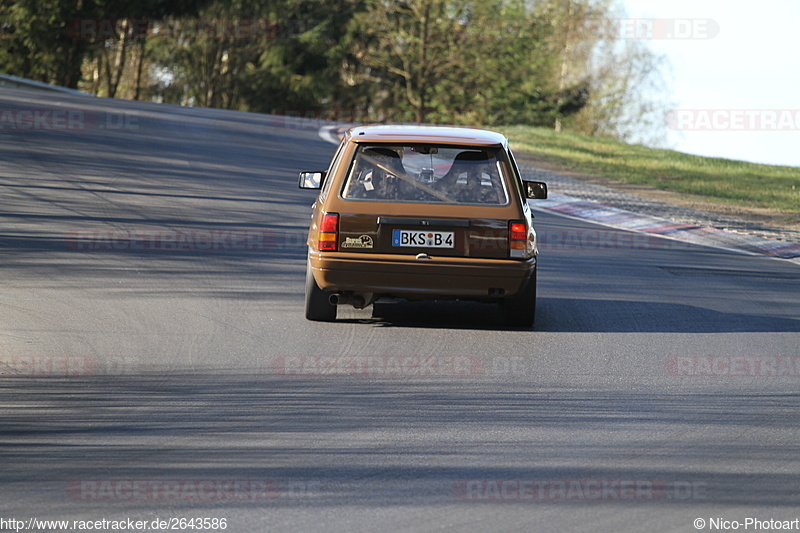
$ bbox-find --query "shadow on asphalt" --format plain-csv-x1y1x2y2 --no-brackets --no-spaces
2,373,799,508
362,298,800,334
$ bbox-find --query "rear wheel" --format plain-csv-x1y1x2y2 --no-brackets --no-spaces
305,262,337,321
501,268,536,328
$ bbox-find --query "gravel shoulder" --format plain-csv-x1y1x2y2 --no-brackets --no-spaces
515,152,800,244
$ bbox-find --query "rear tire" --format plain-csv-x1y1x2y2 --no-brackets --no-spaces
501,268,536,328
305,262,337,321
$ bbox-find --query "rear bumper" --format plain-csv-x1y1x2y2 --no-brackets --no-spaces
309,251,536,299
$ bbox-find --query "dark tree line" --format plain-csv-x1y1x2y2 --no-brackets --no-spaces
0,0,668,142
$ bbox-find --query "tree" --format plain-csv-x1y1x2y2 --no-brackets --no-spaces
0,0,103,88
85,0,213,99
1,0,670,144
0,0,211,94
455,0,566,126
351,0,474,123
346,0,589,127
240,0,367,114
548,2,672,144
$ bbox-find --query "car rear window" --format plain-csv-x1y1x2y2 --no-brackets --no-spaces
341,144,510,205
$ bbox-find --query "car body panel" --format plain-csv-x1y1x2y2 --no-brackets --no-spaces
347,125,508,147
300,125,545,319
308,250,533,300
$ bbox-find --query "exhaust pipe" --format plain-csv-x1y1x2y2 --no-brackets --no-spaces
329,293,365,308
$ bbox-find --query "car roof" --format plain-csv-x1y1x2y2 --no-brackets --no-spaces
344,125,508,147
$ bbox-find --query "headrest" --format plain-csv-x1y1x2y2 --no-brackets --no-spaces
453,150,490,162
362,147,401,159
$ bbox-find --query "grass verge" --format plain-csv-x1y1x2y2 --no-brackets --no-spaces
503,125,800,216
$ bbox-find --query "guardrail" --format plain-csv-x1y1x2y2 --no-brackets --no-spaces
0,73,91,97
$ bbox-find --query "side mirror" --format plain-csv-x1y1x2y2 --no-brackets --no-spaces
299,171,325,190
523,180,548,199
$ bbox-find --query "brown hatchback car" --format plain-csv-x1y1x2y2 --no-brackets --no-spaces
299,125,547,327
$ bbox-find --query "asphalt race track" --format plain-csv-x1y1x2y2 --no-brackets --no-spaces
1,89,799,532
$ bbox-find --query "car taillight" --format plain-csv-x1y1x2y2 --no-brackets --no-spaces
319,212,339,251
510,222,527,240
509,221,531,259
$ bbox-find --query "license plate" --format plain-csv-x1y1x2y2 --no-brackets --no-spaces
392,229,454,248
